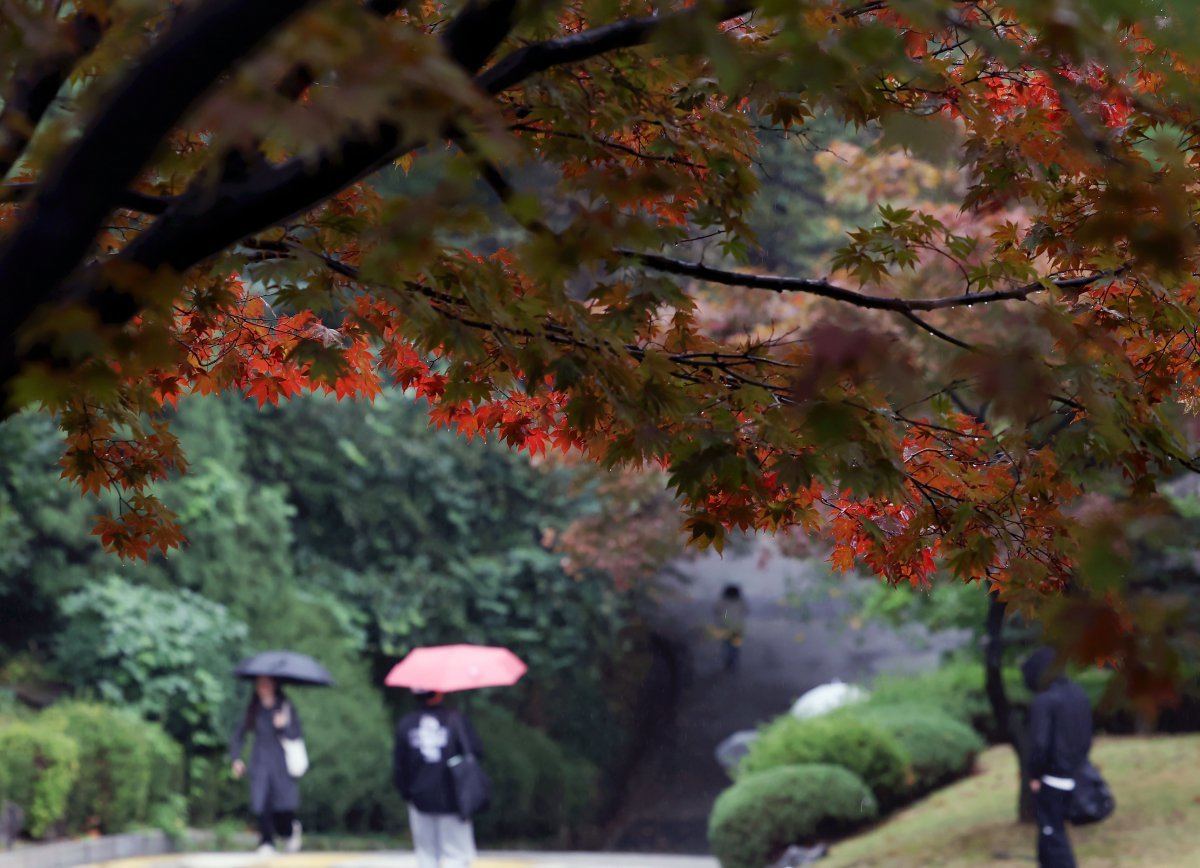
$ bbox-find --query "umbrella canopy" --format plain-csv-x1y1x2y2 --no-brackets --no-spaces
384,644,527,693
789,679,868,719
234,650,335,686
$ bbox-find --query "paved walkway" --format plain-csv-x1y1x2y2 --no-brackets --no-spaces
86,855,717,868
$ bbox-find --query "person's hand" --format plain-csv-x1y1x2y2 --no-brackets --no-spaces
232,759,246,779
273,705,291,729
1029,779,1041,793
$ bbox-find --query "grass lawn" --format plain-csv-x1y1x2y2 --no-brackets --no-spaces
823,735,1200,867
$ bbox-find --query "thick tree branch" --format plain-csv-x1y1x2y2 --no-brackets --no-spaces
632,251,1120,312
3,182,174,215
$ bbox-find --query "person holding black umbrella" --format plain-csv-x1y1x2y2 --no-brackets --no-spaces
230,650,334,856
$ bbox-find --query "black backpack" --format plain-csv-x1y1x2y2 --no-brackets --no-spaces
1067,760,1115,825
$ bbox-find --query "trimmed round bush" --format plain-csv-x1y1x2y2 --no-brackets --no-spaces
846,704,984,795
0,722,79,838
739,715,910,806
709,764,877,868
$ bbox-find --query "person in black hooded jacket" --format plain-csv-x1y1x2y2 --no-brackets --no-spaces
1022,646,1093,868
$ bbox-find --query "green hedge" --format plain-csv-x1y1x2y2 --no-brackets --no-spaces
473,708,598,842
0,723,79,838
709,764,877,868
0,704,183,839
843,704,984,795
43,702,181,834
739,715,910,806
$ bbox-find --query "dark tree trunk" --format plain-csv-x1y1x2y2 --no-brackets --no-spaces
984,591,1035,823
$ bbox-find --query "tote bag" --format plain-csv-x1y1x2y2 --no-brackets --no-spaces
447,713,491,820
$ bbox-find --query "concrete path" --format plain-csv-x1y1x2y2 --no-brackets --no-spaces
85,854,717,868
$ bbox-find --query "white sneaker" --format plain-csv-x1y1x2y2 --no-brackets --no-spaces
256,843,276,857
286,820,302,854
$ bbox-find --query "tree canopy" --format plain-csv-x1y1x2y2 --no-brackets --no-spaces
5,0,1200,690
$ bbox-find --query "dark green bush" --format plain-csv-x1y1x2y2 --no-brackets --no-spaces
473,708,598,843
0,722,79,838
739,715,910,806
709,764,877,868
844,704,983,795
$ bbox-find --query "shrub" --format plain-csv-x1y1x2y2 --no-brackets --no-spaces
44,703,148,834
473,708,599,842
141,724,185,818
844,704,984,795
739,715,910,806
0,723,79,838
868,661,1115,740
709,764,877,868
185,755,245,828
867,662,1005,731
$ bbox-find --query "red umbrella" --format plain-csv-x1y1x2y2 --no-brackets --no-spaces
384,644,527,693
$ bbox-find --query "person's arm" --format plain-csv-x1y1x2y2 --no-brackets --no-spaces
230,714,248,762
1027,693,1053,783
229,713,248,777
393,720,413,800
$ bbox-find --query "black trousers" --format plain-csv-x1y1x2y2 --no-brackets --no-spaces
1035,785,1076,868
257,810,295,846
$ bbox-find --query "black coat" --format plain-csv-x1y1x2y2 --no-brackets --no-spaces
1022,648,1093,780
229,699,304,814
393,706,483,815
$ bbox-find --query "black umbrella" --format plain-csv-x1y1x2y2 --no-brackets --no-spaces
234,650,335,686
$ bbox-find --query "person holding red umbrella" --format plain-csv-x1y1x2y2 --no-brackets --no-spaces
387,645,526,868
393,689,485,868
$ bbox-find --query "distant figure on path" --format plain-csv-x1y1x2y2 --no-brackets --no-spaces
1022,646,1093,868
713,584,749,671
229,675,305,855
394,689,485,868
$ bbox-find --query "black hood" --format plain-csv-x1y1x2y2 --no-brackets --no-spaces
1021,646,1059,692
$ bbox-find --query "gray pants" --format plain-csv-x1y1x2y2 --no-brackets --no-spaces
407,806,476,868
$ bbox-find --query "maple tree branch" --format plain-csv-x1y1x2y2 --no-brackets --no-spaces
88,0,752,299
477,0,755,94
0,0,322,399
897,309,974,350
631,251,1120,312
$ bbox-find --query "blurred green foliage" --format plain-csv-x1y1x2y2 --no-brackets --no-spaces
0,390,644,839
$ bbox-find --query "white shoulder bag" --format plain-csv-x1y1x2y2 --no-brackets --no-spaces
278,704,309,778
